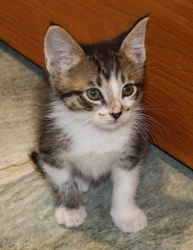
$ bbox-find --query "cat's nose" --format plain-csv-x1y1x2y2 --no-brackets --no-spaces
110,111,122,120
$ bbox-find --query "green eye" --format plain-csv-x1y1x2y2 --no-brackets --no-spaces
122,84,134,97
86,88,102,100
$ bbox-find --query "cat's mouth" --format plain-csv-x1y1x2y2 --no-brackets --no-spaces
107,116,131,128
98,119,125,130
110,119,119,124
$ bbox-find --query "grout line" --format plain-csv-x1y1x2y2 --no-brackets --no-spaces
0,171,35,195
0,160,32,171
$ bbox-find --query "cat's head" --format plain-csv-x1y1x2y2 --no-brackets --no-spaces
44,16,148,130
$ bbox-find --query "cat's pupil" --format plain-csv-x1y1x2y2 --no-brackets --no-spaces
91,89,96,96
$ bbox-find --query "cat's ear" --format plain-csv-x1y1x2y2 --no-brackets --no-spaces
44,26,84,74
120,17,149,65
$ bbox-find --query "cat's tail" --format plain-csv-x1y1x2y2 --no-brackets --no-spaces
30,150,45,175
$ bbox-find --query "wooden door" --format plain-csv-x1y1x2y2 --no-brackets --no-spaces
0,0,193,169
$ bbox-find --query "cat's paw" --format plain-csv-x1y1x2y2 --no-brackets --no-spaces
111,208,147,233
55,206,87,227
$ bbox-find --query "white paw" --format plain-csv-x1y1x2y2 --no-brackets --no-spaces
74,176,91,193
111,208,147,233
55,206,87,227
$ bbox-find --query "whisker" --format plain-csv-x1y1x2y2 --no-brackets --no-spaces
133,106,166,146
145,58,161,65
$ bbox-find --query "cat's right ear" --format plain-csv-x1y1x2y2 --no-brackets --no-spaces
44,26,84,74
120,16,148,65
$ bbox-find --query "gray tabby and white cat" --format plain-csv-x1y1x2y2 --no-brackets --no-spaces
31,16,149,233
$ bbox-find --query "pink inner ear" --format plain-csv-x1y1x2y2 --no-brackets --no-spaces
60,58,73,66
46,53,76,74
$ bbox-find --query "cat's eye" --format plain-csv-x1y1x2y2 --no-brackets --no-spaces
122,84,134,97
86,88,102,101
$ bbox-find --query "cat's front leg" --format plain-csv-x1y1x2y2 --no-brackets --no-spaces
110,165,147,233
42,162,87,227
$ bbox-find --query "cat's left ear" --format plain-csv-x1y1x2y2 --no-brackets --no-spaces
120,16,149,65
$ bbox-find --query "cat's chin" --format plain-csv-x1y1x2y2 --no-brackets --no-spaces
97,120,127,131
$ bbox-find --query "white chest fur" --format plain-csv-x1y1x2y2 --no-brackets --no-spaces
70,123,132,179
68,127,130,179
51,103,132,179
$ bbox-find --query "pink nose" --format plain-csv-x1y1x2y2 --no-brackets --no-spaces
110,111,122,120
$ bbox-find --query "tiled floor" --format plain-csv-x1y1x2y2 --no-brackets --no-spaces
0,41,193,250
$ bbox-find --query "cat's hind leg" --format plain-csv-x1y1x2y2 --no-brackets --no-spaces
110,165,147,233
74,175,91,193
31,152,87,227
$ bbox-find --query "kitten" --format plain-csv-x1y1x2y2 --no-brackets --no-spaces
31,16,149,233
